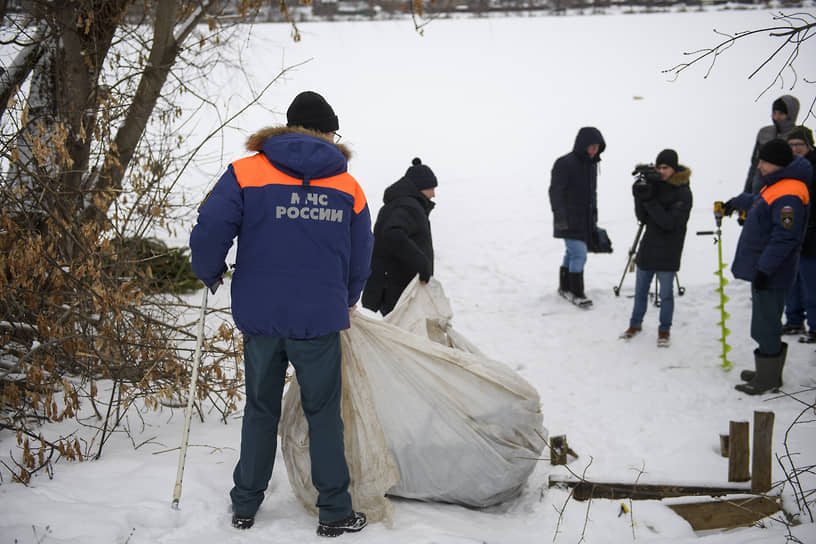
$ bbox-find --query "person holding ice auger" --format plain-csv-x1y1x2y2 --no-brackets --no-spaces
190,91,373,536
722,139,812,395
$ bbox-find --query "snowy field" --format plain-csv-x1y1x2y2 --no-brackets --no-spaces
2,7,816,544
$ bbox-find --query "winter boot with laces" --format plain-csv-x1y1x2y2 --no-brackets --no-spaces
799,330,816,344
317,511,367,538
735,344,786,395
781,323,806,335
620,326,641,340
657,330,671,348
232,513,255,530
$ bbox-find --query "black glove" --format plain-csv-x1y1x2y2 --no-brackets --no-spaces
752,270,769,291
632,180,654,201
721,199,736,217
208,263,228,294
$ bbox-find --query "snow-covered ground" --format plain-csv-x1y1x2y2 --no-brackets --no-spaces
2,8,816,544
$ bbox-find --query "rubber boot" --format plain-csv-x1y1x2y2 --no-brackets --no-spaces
558,266,569,297
567,272,592,308
735,343,786,395
740,341,788,383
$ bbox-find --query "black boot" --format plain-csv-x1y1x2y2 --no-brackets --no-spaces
735,344,786,395
567,272,592,308
558,266,569,297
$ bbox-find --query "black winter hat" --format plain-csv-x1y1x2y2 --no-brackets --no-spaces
655,149,678,171
286,91,339,133
787,126,815,148
772,98,788,115
758,138,794,167
405,157,438,191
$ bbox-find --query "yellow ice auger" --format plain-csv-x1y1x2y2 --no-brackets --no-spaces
696,201,732,370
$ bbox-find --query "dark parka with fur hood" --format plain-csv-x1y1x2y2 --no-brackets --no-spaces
361,177,435,316
549,127,606,244
634,166,693,272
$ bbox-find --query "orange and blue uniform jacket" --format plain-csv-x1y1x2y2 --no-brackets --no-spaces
731,155,812,289
190,129,373,338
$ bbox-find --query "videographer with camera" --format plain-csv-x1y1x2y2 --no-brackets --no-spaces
620,150,692,347
721,138,812,395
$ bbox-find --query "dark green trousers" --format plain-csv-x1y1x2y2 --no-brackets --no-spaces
230,333,352,522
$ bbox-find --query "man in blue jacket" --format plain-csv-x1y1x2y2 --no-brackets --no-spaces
190,91,373,536
724,139,812,395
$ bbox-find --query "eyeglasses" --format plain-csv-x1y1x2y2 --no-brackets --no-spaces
333,132,342,144
788,141,808,148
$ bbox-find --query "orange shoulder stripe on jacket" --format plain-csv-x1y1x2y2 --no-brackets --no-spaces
232,154,367,214
761,178,810,206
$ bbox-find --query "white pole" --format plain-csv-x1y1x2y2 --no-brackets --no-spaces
172,287,208,509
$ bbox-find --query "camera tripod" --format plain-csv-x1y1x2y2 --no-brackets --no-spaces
613,222,685,306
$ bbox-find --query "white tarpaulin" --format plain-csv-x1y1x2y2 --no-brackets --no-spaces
280,278,546,522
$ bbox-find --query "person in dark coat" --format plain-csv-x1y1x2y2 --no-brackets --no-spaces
620,150,692,347
782,126,816,342
190,91,372,536
744,95,800,194
362,157,437,316
723,139,812,395
549,126,606,308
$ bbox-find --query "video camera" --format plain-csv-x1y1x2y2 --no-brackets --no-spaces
631,163,661,199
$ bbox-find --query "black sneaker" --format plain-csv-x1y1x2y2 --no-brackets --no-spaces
317,511,367,537
781,323,806,335
232,513,254,530
799,331,816,344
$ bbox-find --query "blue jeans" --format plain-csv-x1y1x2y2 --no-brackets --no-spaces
752,287,788,355
784,255,816,330
561,239,588,273
629,268,675,332
230,333,352,522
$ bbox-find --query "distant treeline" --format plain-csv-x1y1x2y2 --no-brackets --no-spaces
2,0,807,24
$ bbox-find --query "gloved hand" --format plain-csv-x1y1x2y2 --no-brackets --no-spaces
554,214,568,232
208,263,228,294
752,270,769,291
632,180,654,201
737,212,746,226
722,199,736,217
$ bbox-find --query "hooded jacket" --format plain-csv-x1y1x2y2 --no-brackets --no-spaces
361,176,434,316
731,155,812,288
634,166,693,272
799,148,816,257
190,127,373,338
549,127,606,244
744,95,800,193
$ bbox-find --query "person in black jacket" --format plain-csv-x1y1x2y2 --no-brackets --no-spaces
549,127,606,308
782,126,816,343
362,158,437,316
620,149,692,347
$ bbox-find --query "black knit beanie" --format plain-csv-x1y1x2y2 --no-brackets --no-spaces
655,149,678,171
772,98,788,115
787,126,815,148
405,157,438,191
286,91,339,133
758,138,794,167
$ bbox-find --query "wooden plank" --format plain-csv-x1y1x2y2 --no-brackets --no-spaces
752,411,774,493
729,421,750,482
548,477,749,501
668,496,781,531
